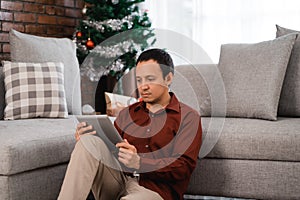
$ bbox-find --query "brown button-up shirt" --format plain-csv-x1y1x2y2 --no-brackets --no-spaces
114,93,202,200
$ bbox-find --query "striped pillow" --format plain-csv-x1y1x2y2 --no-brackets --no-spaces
2,61,68,120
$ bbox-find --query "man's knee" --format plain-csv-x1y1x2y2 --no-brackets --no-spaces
79,135,108,157
79,135,120,169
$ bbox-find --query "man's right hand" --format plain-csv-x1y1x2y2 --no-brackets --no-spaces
75,122,96,141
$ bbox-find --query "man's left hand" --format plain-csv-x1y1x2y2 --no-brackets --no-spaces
116,139,140,169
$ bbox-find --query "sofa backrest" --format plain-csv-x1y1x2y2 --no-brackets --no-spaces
9,30,82,115
171,64,220,116
0,67,5,119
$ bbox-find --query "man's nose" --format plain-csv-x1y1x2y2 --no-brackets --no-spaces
140,83,149,90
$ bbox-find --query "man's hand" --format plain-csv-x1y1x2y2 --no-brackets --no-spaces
116,139,140,169
75,122,96,141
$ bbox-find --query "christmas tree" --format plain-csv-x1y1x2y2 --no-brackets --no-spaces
74,0,155,81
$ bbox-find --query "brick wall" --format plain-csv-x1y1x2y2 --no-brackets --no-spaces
0,0,84,61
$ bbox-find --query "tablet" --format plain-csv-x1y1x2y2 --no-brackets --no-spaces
76,115,123,151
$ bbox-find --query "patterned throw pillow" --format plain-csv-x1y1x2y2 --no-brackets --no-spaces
2,61,68,120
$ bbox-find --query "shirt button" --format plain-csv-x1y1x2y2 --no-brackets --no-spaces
145,145,149,148
151,114,154,118
146,128,150,132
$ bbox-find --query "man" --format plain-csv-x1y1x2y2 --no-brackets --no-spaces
58,49,202,200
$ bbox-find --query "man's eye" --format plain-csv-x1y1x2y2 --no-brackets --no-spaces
136,79,141,83
147,78,155,82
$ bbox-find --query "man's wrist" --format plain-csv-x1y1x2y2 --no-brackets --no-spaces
135,154,141,170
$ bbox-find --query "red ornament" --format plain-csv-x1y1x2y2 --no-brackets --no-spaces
76,31,82,38
86,38,94,49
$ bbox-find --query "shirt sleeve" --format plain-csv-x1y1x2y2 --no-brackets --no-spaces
138,111,202,182
113,107,128,138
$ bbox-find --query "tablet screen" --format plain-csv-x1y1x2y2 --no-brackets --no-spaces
76,115,123,151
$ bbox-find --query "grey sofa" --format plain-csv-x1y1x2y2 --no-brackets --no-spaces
1,62,299,200
175,28,300,199
1,28,300,200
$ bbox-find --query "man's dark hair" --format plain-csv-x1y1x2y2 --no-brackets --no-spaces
136,48,174,78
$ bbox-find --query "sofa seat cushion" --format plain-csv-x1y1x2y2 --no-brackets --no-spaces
203,117,300,162
0,116,76,175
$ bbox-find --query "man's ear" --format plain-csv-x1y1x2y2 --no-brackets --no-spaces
164,72,173,87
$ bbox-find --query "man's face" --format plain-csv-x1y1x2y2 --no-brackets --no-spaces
136,59,171,105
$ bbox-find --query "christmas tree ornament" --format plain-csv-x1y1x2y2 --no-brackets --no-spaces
76,31,82,38
82,4,87,14
112,0,119,4
100,27,105,33
86,38,95,49
78,43,87,51
82,13,136,32
91,40,141,58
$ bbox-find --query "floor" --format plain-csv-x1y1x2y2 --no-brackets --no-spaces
87,192,254,200
184,195,255,200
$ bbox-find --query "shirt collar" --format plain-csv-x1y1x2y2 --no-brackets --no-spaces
134,92,180,113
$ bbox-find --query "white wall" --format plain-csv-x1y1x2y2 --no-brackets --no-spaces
142,0,300,64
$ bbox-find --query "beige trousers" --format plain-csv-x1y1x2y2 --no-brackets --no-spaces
58,135,163,200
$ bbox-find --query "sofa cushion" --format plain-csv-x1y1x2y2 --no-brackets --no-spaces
203,117,300,162
187,158,300,199
2,61,68,120
0,68,4,120
218,34,296,120
276,25,300,116
9,29,82,115
0,116,76,175
0,164,67,200
172,64,226,117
